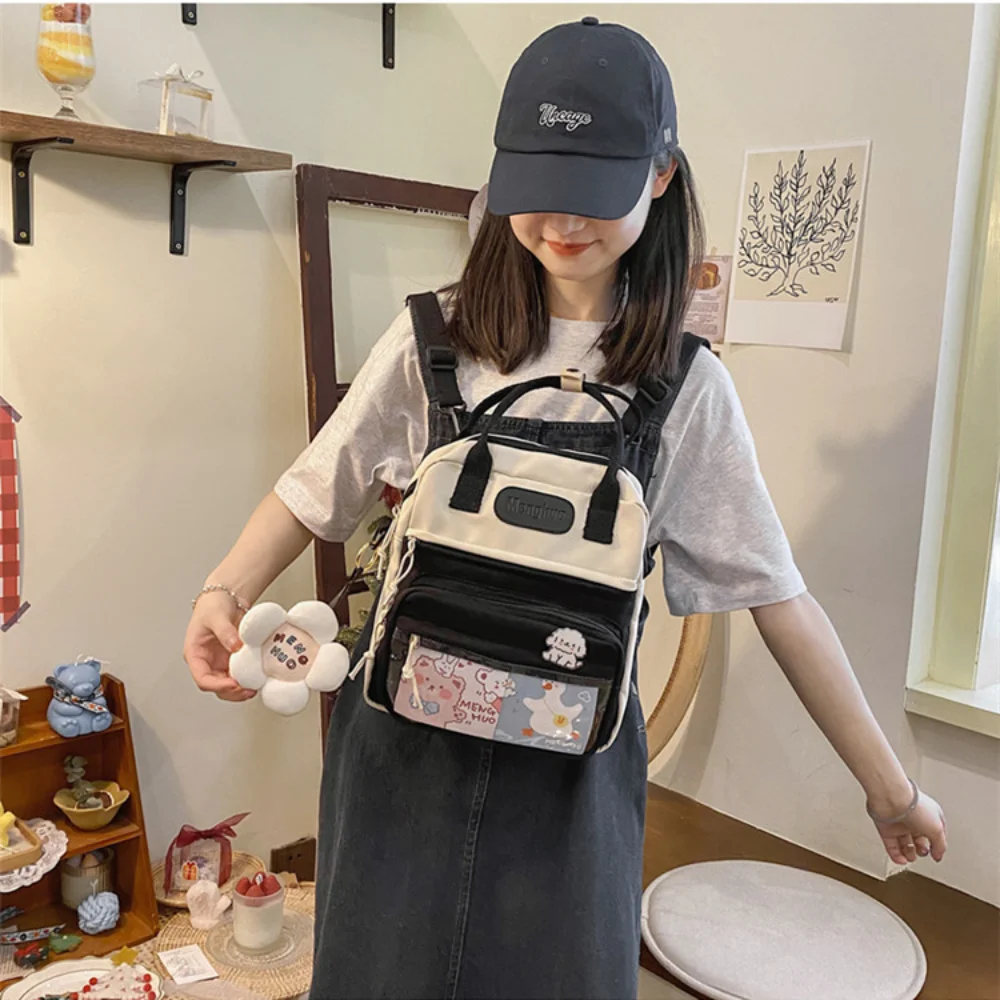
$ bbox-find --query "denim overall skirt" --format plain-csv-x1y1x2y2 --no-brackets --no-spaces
309,324,687,1000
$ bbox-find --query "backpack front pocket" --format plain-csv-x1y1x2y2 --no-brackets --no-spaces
387,631,612,755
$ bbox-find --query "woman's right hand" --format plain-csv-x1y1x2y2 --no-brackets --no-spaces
183,592,257,702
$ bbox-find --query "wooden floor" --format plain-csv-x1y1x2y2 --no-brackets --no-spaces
641,785,1000,1000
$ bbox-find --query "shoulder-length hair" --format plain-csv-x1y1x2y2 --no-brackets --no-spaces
444,149,705,385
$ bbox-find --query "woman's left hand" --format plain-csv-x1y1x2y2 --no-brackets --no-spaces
871,791,948,865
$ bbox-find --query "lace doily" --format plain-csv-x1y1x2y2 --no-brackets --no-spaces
0,819,68,892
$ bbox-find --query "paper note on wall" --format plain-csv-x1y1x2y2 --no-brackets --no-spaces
686,255,733,346
727,141,872,351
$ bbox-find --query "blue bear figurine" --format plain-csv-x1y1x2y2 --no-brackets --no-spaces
46,659,113,738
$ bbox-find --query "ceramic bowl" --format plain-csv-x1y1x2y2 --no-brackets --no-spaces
53,781,130,830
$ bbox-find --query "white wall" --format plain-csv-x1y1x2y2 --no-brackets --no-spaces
450,3,998,905
583,3,994,904
0,2,504,865
3,3,995,907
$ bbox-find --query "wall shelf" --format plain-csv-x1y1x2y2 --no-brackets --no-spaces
56,815,143,859
0,110,292,254
0,714,125,760
0,674,158,985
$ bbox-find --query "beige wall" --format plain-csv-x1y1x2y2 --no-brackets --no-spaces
3,3,996,906
596,3,994,903
0,2,503,865
452,2,997,906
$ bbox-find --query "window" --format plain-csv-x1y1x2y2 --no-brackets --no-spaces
906,12,1000,738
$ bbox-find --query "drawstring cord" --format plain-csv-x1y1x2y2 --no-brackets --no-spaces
349,536,417,682
400,634,424,711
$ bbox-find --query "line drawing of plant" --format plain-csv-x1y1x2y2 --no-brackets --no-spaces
738,150,860,298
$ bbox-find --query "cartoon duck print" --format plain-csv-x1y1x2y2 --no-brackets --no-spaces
522,680,583,741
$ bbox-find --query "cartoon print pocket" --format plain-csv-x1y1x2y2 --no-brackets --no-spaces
372,567,627,753
387,631,611,754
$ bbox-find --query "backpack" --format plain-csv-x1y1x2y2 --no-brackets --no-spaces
353,293,703,756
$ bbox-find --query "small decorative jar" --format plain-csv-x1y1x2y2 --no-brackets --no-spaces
0,687,26,748
232,883,285,952
138,65,214,139
61,848,114,910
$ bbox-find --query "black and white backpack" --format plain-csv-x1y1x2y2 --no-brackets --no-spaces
354,293,700,756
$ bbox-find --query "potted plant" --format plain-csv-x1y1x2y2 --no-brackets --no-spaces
53,755,129,831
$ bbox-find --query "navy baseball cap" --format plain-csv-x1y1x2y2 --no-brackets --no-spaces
488,17,678,221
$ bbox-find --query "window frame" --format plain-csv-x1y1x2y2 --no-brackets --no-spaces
906,10,1000,738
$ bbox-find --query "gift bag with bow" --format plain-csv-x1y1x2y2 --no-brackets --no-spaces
164,813,248,893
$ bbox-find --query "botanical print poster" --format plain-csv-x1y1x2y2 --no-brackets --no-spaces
727,141,871,350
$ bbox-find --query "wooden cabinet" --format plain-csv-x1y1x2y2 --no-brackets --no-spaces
0,674,157,967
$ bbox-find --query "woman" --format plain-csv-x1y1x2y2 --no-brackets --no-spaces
184,18,948,1000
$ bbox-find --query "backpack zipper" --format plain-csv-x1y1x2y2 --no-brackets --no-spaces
402,577,623,648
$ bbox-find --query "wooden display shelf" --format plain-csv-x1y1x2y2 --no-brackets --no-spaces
56,815,143,858
0,110,291,171
0,675,158,984
0,715,124,760
5,900,156,963
0,110,292,254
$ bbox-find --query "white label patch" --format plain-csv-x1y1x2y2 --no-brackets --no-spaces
542,627,587,670
538,103,592,132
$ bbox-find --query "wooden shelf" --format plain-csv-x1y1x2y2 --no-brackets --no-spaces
0,110,292,254
56,815,143,858
0,715,124,759
0,110,291,171
7,900,156,961
0,675,158,985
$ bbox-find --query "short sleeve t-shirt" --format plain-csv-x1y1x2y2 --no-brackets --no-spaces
275,302,806,617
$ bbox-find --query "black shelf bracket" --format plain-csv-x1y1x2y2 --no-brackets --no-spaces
170,159,236,256
11,136,75,245
182,4,197,25
382,4,395,69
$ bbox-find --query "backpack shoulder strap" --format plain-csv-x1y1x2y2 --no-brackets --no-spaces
623,332,708,440
406,291,466,412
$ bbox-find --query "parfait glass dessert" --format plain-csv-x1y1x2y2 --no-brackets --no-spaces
36,4,95,120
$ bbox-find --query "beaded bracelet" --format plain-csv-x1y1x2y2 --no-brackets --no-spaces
866,778,921,825
192,584,251,615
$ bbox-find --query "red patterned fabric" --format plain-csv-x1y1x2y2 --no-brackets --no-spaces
0,397,27,631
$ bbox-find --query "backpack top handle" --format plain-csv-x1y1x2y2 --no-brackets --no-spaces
448,376,627,545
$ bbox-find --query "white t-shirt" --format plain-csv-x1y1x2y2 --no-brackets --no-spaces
275,303,806,617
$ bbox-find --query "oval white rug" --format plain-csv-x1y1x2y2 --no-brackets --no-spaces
641,861,926,1000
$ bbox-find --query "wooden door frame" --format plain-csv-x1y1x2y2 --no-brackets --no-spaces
295,164,476,737
293,162,711,753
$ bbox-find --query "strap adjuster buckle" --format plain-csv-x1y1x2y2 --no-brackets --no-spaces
636,376,669,407
428,346,457,371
